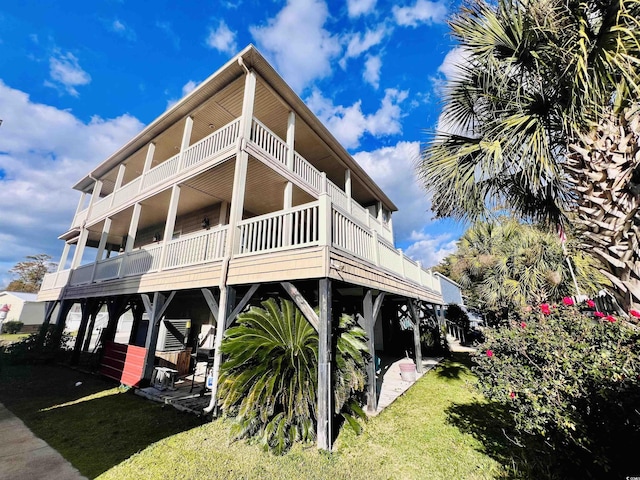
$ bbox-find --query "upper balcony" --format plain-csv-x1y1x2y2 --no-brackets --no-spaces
69,117,394,243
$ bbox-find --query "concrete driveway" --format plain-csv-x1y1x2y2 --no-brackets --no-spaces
0,402,86,480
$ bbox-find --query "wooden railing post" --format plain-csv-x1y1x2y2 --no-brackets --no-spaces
318,193,332,247
372,230,380,266
398,249,406,278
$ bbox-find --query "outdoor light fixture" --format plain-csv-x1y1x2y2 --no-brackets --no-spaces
201,217,210,229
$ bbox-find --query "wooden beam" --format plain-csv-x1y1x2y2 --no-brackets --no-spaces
317,278,333,451
281,281,319,331
373,291,385,321
363,289,377,413
142,292,167,381
201,288,219,323
408,300,423,374
226,284,260,328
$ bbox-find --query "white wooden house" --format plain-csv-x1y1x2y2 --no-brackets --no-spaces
0,291,45,333
37,45,444,450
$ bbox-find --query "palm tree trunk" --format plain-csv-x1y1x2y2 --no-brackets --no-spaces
566,104,640,312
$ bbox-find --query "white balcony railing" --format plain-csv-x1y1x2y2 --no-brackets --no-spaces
49,118,441,296
72,120,241,228
251,119,288,167
238,202,319,255
182,119,239,170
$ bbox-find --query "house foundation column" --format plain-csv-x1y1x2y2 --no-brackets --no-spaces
204,285,236,415
363,289,377,412
317,277,333,450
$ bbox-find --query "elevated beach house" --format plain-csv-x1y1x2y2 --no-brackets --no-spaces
38,45,444,449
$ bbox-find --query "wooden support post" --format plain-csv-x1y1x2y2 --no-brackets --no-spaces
281,282,319,331
127,301,145,346
317,277,333,451
58,244,71,272
159,185,181,269
139,142,155,192
225,284,259,328
125,203,142,252
54,300,74,330
141,291,175,381
204,285,236,415
363,289,377,413
71,299,100,364
409,300,423,374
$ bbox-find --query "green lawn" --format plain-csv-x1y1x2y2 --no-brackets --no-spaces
0,333,29,345
0,354,528,479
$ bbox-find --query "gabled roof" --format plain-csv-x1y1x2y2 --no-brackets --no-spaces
0,291,39,302
73,44,398,212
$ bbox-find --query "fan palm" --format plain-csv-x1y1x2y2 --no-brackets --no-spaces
420,0,640,308
439,218,607,323
218,297,368,454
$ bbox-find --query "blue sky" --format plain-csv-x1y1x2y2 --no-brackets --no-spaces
0,0,466,286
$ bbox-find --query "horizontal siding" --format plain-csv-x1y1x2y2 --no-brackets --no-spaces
329,249,443,303
226,247,325,285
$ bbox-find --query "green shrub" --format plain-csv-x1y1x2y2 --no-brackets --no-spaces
218,297,368,454
2,320,24,334
2,325,72,364
473,299,640,477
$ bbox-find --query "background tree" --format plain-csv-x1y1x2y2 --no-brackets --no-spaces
419,0,640,309
7,254,56,293
438,219,607,324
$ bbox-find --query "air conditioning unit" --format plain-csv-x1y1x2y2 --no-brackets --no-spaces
157,319,191,352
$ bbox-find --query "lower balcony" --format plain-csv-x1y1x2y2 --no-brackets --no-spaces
40,200,442,302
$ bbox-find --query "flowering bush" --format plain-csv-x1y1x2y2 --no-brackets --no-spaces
474,300,640,476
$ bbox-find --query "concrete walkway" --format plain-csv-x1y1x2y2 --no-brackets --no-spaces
0,402,86,480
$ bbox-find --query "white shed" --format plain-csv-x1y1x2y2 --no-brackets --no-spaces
0,291,45,332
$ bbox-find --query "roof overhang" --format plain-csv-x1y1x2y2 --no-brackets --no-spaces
73,45,398,211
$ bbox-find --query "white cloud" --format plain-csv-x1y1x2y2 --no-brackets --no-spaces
404,231,457,267
166,79,200,110
251,0,341,92
306,88,408,148
0,80,144,281
46,50,91,97
433,47,474,135
363,55,382,89
393,0,448,27
347,0,377,17
339,25,388,68
205,20,237,55
111,18,136,41
156,21,181,50
353,141,433,243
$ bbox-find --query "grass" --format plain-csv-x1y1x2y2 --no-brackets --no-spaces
0,333,29,345
0,353,533,479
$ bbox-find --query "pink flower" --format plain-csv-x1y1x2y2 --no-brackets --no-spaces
520,322,527,328
630,310,640,318
586,299,596,308
563,297,574,306
606,315,616,323
540,304,551,315
594,311,605,318
486,349,494,358
510,391,516,399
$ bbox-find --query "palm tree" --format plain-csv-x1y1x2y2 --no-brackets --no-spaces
566,105,640,311
420,0,640,309
218,297,368,454
437,218,607,323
